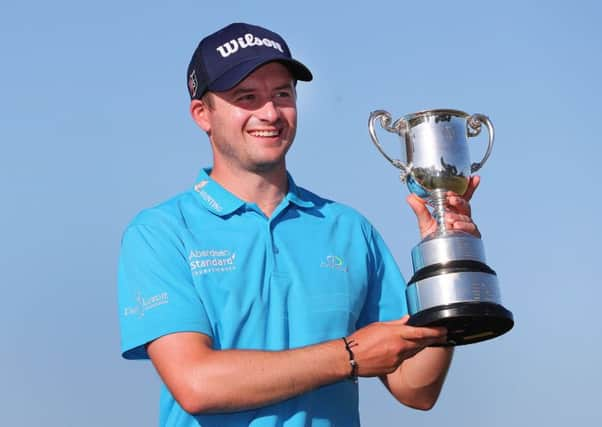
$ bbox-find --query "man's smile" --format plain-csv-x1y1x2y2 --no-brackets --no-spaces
248,129,281,137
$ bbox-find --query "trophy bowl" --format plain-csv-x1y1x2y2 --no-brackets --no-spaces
369,108,514,346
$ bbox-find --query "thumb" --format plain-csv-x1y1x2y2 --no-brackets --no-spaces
407,194,433,231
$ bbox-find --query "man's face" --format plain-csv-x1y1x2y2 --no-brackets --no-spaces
200,62,297,174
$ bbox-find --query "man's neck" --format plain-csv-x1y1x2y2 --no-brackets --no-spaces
209,164,289,218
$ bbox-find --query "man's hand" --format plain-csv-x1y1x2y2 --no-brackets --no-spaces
407,176,481,239
346,316,447,377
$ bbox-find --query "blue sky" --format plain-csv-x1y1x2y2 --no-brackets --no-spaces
2,1,600,425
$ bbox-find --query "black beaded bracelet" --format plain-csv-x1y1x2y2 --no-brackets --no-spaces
342,337,358,383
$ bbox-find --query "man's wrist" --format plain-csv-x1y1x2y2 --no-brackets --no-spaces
342,337,358,383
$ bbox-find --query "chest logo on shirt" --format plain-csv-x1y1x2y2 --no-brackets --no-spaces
189,249,237,276
320,255,348,272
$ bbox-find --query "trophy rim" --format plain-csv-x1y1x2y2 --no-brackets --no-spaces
404,108,470,122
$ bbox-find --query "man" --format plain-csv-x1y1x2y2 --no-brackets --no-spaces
118,22,481,426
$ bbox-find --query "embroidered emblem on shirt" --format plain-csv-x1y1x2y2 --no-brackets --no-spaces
189,249,237,276
123,291,169,318
320,255,348,272
194,180,222,212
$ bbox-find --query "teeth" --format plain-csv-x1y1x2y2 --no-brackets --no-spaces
250,130,279,137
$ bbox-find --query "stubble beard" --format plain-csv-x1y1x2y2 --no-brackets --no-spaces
213,138,291,175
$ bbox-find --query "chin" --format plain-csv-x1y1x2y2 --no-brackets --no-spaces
248,157,287,173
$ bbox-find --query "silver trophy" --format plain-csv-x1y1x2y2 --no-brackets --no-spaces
368,109,513,346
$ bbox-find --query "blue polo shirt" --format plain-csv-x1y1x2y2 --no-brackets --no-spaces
118,168,408,427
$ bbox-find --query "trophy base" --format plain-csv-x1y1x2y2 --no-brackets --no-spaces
407,301,514,346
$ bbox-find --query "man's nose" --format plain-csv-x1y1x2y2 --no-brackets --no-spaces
256,99,280,122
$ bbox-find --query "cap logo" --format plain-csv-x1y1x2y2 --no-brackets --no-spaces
188,69,198,97
216,33,284,58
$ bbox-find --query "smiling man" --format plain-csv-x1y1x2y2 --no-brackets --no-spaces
118,22,481,427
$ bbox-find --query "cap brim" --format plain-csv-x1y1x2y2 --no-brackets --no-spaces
208,56,313,93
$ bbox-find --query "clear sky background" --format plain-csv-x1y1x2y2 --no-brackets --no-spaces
2,1,600,425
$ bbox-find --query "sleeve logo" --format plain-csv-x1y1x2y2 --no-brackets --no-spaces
124,291,169,318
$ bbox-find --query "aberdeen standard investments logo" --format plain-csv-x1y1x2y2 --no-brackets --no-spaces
189,249,237,276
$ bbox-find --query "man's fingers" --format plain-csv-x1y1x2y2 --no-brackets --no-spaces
462,175,480,201
400,324,447,342
444,212,481,238
445,212,472,223
385,316,447,343
447,195,471,216
451,221,481,237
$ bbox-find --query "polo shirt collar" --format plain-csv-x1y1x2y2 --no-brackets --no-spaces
192,168,245,216
192,168,314,216
286,173,314,209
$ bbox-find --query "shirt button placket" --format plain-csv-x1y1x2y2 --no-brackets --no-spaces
266,220,279,272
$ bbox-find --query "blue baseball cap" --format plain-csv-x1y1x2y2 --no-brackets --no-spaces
187,23,313,100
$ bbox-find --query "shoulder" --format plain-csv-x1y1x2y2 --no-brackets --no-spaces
119,191,204,259
296,186,376,233
124,190,200,234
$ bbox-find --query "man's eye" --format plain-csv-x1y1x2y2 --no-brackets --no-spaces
239,94,255,101
276,91,292,98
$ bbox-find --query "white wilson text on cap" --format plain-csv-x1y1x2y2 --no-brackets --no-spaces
216,33,284,58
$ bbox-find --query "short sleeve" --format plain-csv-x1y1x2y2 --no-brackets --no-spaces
357,225,408,328
118,222,212,360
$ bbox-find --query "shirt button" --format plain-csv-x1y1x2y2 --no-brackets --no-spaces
273,246,279,254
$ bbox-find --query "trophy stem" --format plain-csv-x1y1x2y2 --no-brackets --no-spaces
429,189,448,234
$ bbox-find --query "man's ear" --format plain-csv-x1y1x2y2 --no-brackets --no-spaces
190,99,211,133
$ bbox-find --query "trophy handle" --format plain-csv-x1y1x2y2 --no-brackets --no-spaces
368,110,411,177
468,113,495,173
